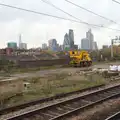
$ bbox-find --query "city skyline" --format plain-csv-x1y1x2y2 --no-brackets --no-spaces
0,0,120,49
5,28,117,50
2,27,119,50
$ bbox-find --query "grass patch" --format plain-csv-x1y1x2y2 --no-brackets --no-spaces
2,72,105,107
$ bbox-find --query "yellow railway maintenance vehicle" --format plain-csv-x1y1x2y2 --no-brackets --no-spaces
69,50,92,67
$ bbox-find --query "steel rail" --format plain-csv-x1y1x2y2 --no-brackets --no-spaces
105,111,120,120
0,84,104,116
5,84,120,120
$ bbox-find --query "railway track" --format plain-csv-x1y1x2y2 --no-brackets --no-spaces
0,84,104,119
105,111,120,120
2,84,120,120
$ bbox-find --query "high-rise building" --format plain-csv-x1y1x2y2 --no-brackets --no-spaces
63,33,70,50
81,38,90,50
7,42,17,49
19,34,22,49
86,29,94,50
20,43,27,49
18,34,27,49
48,39,58,51
63,29,75,51
69,29,74,48
42,43,47,50
59,45,64,51
93,41,98,50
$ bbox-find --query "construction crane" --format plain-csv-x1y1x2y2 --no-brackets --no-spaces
69,50,92,67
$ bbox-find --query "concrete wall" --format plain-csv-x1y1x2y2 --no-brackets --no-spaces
0,79,24,101
17,58,70,68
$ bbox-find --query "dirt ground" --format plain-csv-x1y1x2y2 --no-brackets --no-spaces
8,61,120,80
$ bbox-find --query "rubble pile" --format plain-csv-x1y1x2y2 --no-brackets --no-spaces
67,65,120,79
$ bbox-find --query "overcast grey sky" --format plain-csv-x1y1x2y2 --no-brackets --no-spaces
0,0,120,48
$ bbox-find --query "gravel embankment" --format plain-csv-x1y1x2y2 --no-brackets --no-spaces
70,98,120,120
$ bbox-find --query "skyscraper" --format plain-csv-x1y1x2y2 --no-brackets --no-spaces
42,43,47,50
48,39,58,51
63,33,70,50
81,38,90,50
18,34,27,49
69,29,74,48
19,34,22,49
63,29,75,50
86,29,94,50
20,43,27,49
93,41,98,50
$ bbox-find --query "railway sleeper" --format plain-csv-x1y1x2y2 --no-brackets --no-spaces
65,104,79,108
60,105,74,110
33,112,54,120
49,108,67,114
45,110,60,116
80,99,91,104
102,91,119,96
82,96,99,102
97,92,114,97
68,101,87,108
34,114,48,120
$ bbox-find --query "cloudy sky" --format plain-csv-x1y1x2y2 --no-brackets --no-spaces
0,0,120,48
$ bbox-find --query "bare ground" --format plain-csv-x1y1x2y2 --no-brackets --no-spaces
0,61,119,81
11,61,120,78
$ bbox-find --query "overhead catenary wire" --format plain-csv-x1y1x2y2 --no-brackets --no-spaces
40,0,120,32
64,0,119,25
112,0,120,5
0,2,120,31
0,3,81,23
40,0,84,22
0,2,97,27
40,0,100,28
